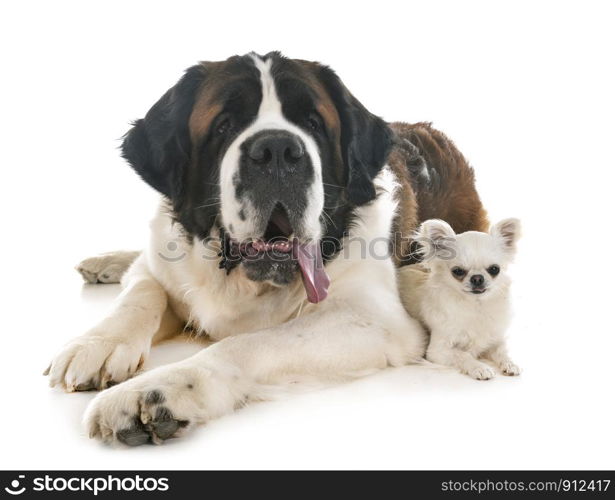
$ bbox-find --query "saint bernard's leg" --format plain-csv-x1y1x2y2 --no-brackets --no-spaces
46,255,182,391
84,166,426,445
84,293,426,445
76,250,141,284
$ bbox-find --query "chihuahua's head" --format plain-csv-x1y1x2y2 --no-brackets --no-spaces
417,218,521,298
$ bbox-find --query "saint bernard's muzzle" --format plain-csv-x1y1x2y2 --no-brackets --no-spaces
120,51,394,303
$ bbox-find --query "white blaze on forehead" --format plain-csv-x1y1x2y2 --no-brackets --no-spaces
219,53,324,242
251,55,281,116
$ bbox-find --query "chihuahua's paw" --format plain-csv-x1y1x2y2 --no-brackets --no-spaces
499,361,521,376
467,363,496,381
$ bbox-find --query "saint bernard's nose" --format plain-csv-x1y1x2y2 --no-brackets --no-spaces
237,128,314,236
246,130,305,170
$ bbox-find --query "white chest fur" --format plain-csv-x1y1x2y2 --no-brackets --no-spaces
145,205,308,340
144,167,403,341
421,283,511,355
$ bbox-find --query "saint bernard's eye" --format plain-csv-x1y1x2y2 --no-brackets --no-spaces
216,118,233,136
306,113,321,132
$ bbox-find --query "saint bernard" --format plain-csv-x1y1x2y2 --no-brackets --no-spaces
45,52,488,446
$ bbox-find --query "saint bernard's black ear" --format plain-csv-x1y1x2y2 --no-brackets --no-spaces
317,66,394,206
121,65,206,198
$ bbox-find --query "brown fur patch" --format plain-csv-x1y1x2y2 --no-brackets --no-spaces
317,98,344,184
388,122,489,266
387,146,419,265
297,60,345,183
295,61,341,131
188,62,226,144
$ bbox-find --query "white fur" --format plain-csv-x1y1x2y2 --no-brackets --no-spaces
399,218,521,380
47,54,429,445
49,163,427,444
68,169,425,440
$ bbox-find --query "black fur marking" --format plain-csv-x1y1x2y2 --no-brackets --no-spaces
121,65,207,199
401,137,430,183
398,240,424,267
269,54,393,263
218,226,242,274
402,131,439,192
122,55,261,241
144,390,165,406
311,62,393,206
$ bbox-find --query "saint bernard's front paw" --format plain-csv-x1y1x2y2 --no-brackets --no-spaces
84,360,248,446
44,334,149,391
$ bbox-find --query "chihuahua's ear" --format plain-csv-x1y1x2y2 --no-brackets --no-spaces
417,219,456,260
491,218,522,254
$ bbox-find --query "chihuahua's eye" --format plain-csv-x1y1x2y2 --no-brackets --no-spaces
306,113,321,132
451,267,467,278
487,265,500,276
216,118,233,136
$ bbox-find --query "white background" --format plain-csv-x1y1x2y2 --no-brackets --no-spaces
1,0,614,470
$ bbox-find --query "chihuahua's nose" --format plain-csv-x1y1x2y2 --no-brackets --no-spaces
470,274,485,287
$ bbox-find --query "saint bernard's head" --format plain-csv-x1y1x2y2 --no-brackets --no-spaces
122,52,393,302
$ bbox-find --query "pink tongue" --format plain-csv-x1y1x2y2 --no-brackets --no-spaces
293,240,331,304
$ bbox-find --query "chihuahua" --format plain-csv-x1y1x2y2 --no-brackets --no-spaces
399,218,521,380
